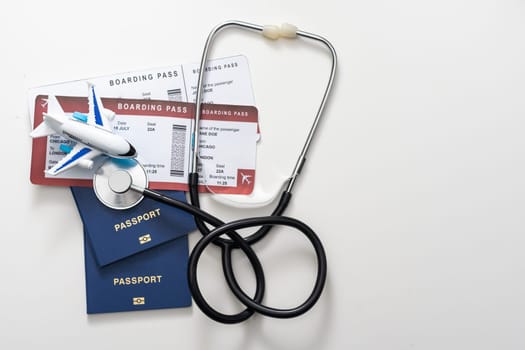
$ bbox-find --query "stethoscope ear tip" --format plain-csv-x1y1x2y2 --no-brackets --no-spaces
261,23,298,40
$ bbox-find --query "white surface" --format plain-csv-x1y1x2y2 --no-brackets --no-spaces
1,0,525,349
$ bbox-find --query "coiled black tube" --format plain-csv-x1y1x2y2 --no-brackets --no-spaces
141,173,327,324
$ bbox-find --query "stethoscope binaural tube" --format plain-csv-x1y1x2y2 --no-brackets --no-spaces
189,20,337,250
190,20,338,190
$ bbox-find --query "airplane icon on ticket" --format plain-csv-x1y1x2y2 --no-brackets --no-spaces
240,172,252,185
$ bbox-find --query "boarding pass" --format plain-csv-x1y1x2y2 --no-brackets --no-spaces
28,55,256,117
30,96,258,193
28,55,259,194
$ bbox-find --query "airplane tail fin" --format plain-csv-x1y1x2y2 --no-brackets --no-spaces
45,94,65,116
30,94,65,138
30,117,55,138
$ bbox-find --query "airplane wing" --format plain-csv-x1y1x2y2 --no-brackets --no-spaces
45,143,101,175
87,83,112,131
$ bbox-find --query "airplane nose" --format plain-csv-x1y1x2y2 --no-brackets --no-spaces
119,143,137,158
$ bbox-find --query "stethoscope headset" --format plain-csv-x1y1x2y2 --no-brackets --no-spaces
93,20,337,324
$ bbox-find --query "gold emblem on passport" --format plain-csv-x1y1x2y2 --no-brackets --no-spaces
138,234,152,244
133,297,145,305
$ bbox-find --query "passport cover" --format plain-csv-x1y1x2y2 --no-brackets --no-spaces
71,187,196,266
84,229,191,314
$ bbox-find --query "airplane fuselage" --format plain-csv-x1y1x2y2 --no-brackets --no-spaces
44,112,137,158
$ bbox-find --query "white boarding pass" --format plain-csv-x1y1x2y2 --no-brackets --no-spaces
29,56,259,194
28,55,256,116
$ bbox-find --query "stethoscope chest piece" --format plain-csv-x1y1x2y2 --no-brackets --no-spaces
93,158,148,210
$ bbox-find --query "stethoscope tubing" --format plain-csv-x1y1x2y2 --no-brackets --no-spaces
141,186,327,323
188,215,327,319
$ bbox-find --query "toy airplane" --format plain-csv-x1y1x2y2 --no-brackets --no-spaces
30,83,137,175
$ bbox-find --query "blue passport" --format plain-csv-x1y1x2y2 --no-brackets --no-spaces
84,229,191,314
71,187,196,266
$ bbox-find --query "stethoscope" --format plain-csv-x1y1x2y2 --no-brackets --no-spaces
93,20,337,324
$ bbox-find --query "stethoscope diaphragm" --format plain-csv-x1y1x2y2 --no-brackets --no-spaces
93,158,148,210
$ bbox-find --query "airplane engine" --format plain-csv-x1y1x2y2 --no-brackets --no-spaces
78,159,94,169
103,108,116,121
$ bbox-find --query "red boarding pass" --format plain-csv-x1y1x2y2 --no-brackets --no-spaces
30,95,259,194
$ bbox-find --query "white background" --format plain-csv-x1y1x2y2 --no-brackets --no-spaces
1,0,525,349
